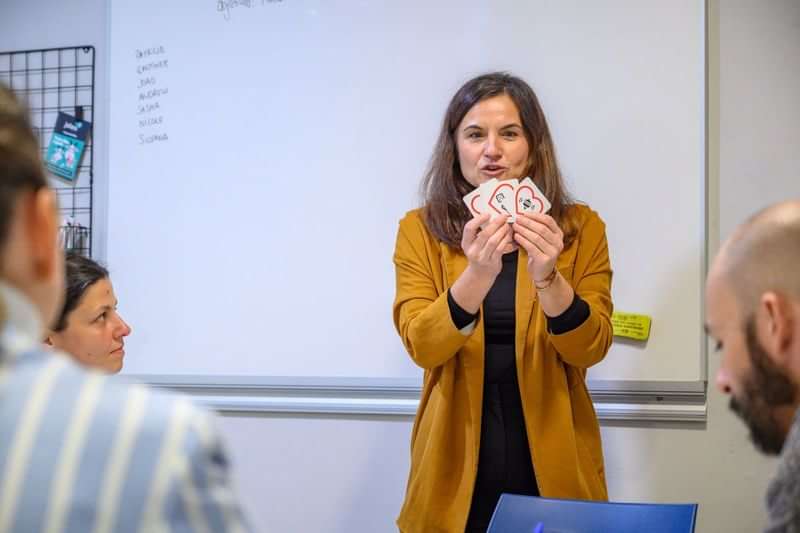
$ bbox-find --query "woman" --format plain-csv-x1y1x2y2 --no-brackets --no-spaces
45,253,131,373
393,72,613,532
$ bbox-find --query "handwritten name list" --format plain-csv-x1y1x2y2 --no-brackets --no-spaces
135,45,169,145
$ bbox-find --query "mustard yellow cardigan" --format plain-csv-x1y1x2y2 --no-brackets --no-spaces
392,204,613,533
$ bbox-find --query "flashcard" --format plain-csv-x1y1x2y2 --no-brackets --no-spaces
515,177,551,216
462,186,486,218
463,177,552,224
485,179,517,221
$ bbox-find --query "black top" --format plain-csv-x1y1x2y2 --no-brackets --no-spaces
447,251,590,532
446,254,590,334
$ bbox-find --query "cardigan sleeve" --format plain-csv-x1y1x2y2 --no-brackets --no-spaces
448,289,479,331
392,213,473,370
548,210,614,369
546,293,590,334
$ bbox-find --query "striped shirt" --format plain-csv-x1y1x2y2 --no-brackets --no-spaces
0,283,252,533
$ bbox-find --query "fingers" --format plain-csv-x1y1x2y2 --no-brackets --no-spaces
525,212,561,234
513,213,563,250
465,213,490,234
513,222,559,257
490,229,515,261
481,220,511,258
461,215,515,277
513,230,547,259
471,215,509,251
514,212,556,236
462,213,490,247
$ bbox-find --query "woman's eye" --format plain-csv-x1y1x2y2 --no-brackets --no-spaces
714,340,723,352
503,131,518,138
467,131,482,139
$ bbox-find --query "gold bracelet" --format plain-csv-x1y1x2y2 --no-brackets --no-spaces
534,267,558,291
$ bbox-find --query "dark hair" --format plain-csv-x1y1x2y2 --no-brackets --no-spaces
420,72,577,248
0,84,49,252
52,253,109,332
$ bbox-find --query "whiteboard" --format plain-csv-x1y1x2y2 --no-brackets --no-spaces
108,0,706,385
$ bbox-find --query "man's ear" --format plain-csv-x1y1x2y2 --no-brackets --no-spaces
759,291,795,365
25,188,60,281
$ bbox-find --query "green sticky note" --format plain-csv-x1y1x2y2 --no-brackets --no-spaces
612,312,652,341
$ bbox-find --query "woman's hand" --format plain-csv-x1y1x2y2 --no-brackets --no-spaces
512,212,564,283
461,213,513,280
451,214,513,314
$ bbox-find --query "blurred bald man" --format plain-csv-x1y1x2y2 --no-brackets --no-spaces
706,200,800,533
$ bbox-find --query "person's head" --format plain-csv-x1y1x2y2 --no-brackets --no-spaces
45,253,131,373
421,72,575,248
0,84,64,328
706,200,800,455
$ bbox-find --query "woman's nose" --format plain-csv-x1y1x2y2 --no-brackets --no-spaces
114,314,132,338
484,134,501,157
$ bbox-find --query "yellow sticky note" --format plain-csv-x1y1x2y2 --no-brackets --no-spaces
611,312,652,341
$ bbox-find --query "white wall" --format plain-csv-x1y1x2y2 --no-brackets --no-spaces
719,0,800,226
3,1,800,531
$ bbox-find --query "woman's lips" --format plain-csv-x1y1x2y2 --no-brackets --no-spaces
481,166,507,177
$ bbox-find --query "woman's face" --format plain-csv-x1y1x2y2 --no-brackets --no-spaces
456,94,530,188
48,277,132,373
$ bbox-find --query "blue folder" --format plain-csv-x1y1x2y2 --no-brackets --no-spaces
487,493,698,533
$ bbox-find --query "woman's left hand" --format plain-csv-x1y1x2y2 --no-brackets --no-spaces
512,212,564,282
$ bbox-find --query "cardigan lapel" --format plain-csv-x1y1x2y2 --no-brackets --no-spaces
514,241,580,356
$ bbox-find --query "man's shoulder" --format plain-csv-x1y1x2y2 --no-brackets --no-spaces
8,348,211,436
0,348,245,532
765,415,800,532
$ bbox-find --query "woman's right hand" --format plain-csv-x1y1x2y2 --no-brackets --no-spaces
450,214,512,315
461,214,513,280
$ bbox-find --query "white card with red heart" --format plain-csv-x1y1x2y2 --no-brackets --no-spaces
484,178,518,221
463,177,550,222
463,186,487,218
515,177,551,216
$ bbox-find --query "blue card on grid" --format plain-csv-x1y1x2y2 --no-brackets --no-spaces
45,112,91,181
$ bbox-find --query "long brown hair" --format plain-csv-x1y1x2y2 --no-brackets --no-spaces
420,72,578,249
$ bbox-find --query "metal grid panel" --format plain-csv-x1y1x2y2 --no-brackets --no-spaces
0,46,95,256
